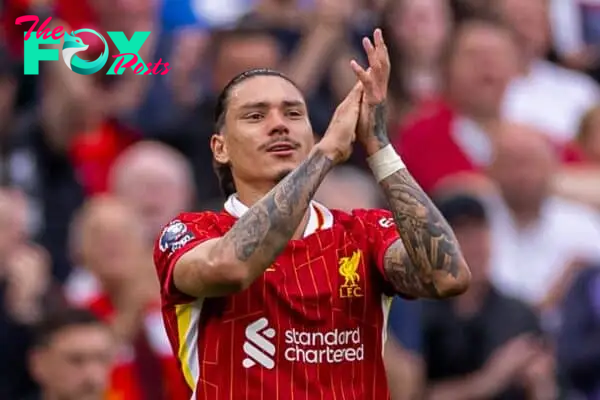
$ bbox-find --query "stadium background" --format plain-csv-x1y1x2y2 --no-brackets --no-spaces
2,0,600,398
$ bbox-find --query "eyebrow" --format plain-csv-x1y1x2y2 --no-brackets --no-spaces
238,100,305,110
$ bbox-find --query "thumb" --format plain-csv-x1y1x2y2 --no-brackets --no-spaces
340,81,363,106
349,81,363,102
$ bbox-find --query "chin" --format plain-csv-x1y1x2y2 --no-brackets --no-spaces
274,168,293,183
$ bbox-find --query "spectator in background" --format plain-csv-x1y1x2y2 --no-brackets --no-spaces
65,196,188,400
496,0,600,141
486,126,600,315
0,38,17,138
423,193,556,400
395,15,519,194
26,308,115,400
108,141,195,243
557,263,600,399
0,189,56,399
381,0,452,126
315,165,425,400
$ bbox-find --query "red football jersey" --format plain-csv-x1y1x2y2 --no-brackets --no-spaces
153,199,400,399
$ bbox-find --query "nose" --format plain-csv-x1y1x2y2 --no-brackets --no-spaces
267,110,289,136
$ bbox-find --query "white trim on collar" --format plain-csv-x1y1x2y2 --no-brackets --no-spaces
223,194,333,238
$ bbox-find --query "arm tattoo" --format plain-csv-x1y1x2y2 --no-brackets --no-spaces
366,102,465,297
372,103,389,148
220,149,333,273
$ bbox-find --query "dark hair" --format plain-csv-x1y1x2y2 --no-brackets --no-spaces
32,307,107,348
212,68,300,197
434,193,487,227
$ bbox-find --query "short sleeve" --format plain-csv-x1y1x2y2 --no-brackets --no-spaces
153,212,222,303
352,209,400,293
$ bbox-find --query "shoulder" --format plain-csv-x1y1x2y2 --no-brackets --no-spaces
157,210,233,238
154,210,232,260
537,61,599,99
547,196,600,228
331,208,395,230
168,210,224,227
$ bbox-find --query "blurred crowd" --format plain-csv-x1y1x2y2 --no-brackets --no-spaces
2,0,600,399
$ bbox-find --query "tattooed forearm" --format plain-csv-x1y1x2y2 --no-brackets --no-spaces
383,241,437,298
218,148,333,277
362,102,468,297
380,169,469,298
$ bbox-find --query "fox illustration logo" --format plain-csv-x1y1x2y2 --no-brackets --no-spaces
62,29,108,75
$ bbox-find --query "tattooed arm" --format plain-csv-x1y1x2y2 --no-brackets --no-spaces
365,103,471,298
171,83,363,298
352,29,470,298
172,148,332,298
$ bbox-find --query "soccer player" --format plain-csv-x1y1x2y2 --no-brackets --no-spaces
154,29,471,399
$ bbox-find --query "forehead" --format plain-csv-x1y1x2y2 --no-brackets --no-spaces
456,24,513,51
227,75,306,110
50,325,112,350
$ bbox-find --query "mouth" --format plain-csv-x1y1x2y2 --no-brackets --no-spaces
266,142,298,156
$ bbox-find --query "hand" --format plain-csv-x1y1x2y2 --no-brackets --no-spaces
351,28,390,107
521,350,557,400
4,244,50,323
477,334,542,396
350,29,391,153
316,82,363,164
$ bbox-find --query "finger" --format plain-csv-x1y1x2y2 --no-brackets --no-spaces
349,81,363,100
340,81,363,106
350,60,374,91
374,28,385,49
362,37,377,68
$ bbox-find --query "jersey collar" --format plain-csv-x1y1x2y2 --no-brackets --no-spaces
224,194,333,238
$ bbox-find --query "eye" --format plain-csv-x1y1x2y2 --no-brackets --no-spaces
244,112,264,121
286,109,304,118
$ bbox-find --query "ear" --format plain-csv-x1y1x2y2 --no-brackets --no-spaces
210,134,230,165
28,348,46,384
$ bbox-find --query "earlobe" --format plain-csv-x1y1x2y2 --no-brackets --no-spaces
210,134,230,164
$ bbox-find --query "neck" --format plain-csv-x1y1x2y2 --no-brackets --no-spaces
102,280,125,303
401,62,439,97
234,182,311,240
234,180,275,208
509,205,542,228
518,48,537,75
403,58,439,76
451,93,501,126
470,115,501,135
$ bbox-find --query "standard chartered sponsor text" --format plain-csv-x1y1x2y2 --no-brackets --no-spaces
284,327,364,364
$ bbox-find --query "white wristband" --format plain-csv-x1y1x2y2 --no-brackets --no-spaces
366,144,405,182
